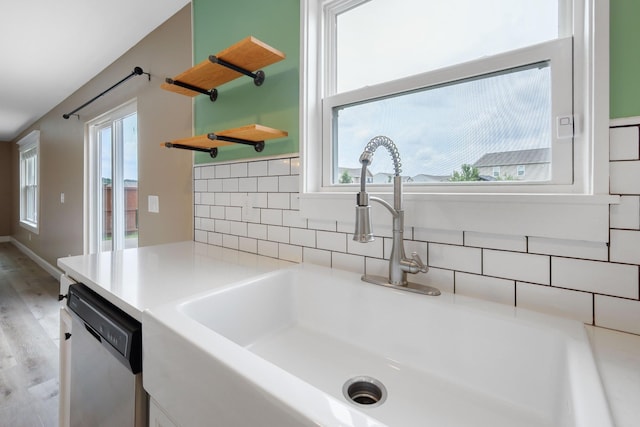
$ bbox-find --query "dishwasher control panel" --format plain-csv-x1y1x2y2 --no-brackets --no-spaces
67,283,142,373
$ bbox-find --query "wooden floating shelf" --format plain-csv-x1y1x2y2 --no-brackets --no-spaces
161,36,286,99
162,124,288,158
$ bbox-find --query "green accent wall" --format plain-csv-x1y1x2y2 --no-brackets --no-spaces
192,0,299,164
610,0,640,119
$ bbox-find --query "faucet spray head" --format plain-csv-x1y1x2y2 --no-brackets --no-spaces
354,204,374,242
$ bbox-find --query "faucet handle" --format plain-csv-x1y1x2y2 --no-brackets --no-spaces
411,252,428,273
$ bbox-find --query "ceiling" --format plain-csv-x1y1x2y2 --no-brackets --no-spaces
0,0,190,141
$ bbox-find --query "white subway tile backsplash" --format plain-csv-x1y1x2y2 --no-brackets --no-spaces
347,238,384,258
290,228,316,247
464,231,527,252
230,163,248,177
215,192,230,206
207,232,222,246
225,207,242,221
609,126,639,161
194,192,201,205
303,247,331,267
229,221,247,237
257,240,278,258
239,177,258,192
418,267,454,294
290,193,300,210
195,180,209,193
222,178,239,192
210,206,225,220
207,179,223,192
248,160,268,177
251,192,268,208
517,282,593,324
267,225,289,243
194,230,207,243
200,165,215,179
194,167,202,180
610,196,640,230
261,209,283,226
194,205,210,218
229,193,245,207
414,228,463,245
484,250,550,285
247,223,267,240
258,176,279,192
215,164,230,178
268,193,290,209
222,234,239,250
552,257,639,299
595,295,640,335
268,158,290,176
279,175,299,193
364,257,388,278
200,218,215,232
332,252,364,273
455,272,515,305
200,192,215,205
279,244,302,263
610,229,640,264
428,243,482,274
214,219,231,235
238,237,257,254
610,161,640,195
290,158,301,175
317,231,346,252
308,219,337,232
283,210,308,229
528,237,608,261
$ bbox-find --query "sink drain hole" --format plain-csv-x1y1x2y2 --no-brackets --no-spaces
343,376,387,407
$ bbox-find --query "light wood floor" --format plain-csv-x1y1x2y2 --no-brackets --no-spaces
0,242,60,426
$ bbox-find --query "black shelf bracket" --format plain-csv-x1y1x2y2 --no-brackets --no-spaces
164,78,218,102
207,133,265,152
164,142,218,158
164,133,265,158
63,67,150,119
208,55,266,86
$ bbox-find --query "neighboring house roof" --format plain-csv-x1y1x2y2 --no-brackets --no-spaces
338,167,372,178
473,148,550,167
410,174,451,183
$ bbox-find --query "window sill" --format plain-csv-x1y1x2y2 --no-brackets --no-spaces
19,220,39,234
299,192,619,243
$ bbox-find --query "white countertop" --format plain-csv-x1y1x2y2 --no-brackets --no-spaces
57,241,640,426
57,241,293,321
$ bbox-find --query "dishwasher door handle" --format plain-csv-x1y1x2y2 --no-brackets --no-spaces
84,323,102,343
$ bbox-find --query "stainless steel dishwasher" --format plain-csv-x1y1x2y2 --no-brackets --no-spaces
67,283,147,427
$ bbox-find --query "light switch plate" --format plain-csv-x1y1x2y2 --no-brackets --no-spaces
148,195,159,213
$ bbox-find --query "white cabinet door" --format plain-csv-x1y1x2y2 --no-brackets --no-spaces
149,397,179,427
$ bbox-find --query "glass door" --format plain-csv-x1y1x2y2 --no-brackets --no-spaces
87,101,138,253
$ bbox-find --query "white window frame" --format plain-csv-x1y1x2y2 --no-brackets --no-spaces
299,0,617,243
84,99,137,254
17,130,40,234
517,165,526,177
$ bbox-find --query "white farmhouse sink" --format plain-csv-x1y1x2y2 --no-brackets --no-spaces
143,263,612,427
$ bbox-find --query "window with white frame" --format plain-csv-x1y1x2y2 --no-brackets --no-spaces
17,130,40,233
301,0,611,242
306,0,590,192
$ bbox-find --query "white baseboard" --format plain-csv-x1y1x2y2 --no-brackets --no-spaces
10,238,63,281
0,236,10,243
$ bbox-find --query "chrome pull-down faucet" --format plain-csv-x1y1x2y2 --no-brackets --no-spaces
353,136,440,296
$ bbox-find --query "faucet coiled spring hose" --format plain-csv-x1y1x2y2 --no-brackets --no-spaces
359,136,402,194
